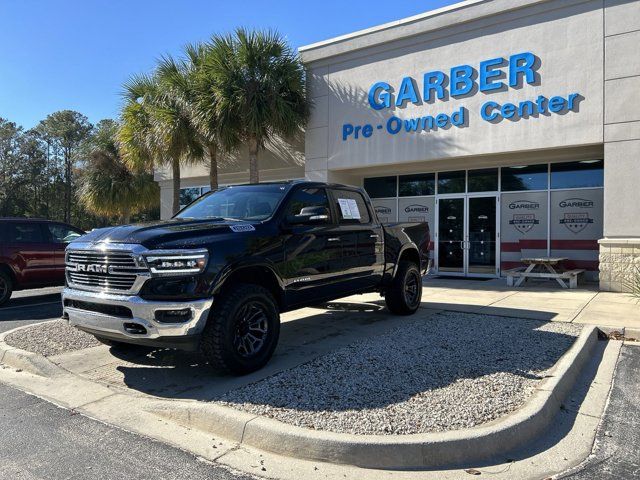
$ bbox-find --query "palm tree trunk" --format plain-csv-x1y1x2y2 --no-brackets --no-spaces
208,143,218,190
121,208,131,225
64,147,72,223
249,136,259,184
172,158,181,215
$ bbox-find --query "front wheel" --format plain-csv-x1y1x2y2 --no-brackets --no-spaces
200,284,280,375
385,260,422,315
0,270,13,307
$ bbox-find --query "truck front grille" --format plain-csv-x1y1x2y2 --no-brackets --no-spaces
65,249,149,293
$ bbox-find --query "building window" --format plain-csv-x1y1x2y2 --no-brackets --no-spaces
399,173,435,196
550,160,603,189
438,170,465,194
468,168,499,192
364,176,397,198
501,164,548,191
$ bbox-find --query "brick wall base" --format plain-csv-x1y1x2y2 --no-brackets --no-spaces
599,238,640,292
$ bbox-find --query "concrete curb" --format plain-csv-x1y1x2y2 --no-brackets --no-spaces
597,325,640,342
149,325,599,469
0,321,66,378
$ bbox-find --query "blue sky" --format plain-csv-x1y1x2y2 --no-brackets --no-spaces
0,0,459,129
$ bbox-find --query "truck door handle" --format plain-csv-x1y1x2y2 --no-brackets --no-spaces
370,234,379,238
328,237,341,242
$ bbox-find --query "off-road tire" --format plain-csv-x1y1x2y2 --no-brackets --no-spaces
0,270,13,307
200,284,280,375
385,260,422,315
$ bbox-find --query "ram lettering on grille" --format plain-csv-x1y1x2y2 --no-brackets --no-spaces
65,250,147,292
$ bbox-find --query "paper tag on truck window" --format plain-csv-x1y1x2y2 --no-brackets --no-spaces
229,224,255,232
338,198,361,220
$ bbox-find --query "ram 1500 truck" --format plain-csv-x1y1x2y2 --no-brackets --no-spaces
62,181,430,374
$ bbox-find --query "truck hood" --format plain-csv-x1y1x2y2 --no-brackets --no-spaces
74,218,256,249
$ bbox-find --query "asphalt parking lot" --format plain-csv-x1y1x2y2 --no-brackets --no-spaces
0,286,62,333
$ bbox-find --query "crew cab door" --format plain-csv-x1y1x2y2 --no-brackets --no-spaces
281,187,344,307
329,188,384,291
3,222,57,287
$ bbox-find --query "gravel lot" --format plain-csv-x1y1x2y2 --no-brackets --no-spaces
221,312,583,435
4,320,100,357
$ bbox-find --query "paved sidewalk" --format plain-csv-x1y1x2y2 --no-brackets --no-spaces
407,276,640,331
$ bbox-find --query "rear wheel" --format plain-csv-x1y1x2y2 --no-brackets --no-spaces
385,260,422,315
0,270,13,307
200,283,280,375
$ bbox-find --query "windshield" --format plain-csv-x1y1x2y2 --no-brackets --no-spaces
175,184,289,221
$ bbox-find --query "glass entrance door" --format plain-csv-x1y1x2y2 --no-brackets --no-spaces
438,198,465,274
437,195,498,277
467,196,497,275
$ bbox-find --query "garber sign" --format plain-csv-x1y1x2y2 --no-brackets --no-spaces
342,52,583,142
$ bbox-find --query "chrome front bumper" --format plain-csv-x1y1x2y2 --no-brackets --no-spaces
62,287,213,350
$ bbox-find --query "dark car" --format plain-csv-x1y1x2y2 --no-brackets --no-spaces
0,218,85,305
62,181,430,374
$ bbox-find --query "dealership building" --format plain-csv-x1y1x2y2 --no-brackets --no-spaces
156,0,640,292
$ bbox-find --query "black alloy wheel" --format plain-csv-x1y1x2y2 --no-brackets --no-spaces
233,301,270,357
385,260,422,315
403,268,422,310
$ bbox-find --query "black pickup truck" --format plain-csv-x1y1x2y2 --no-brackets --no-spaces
62,181,430,374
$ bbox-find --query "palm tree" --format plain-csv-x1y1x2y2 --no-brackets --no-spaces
159,44,240,191
79,120,158,224
205,28,309,183
119,66,203,215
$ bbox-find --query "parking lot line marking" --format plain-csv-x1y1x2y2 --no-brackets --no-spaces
1,301,60,311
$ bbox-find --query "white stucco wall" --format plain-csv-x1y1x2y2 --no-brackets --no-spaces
302,0,604,180
602,0,640,238
300,0,640,291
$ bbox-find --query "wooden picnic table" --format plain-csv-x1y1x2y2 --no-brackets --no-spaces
505,257,584,289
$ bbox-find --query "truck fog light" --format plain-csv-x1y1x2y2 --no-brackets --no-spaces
123,323,147,335
155,309,193,324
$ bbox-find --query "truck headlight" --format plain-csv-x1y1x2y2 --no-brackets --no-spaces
143,249,209,276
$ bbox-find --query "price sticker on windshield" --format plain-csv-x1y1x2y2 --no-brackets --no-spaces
229,224,255,233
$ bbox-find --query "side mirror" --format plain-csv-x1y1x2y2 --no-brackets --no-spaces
288,206,330,224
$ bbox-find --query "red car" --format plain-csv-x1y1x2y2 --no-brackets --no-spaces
0,218,85,306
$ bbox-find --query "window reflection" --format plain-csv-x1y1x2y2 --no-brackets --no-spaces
364,176,397,198
501,164,548,191
438,171,465,194
399,173,435,196
551,160,603,189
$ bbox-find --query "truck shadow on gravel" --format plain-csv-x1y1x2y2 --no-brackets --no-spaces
108,303,581,420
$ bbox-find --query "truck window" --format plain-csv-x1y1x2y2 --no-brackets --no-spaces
6,222,44,243
333,190,371,225
47,224,83,243
285,188,330,223
176,184,287,221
